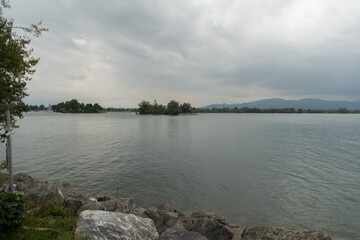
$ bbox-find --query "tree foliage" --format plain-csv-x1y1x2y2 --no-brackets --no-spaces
0,1,47,131
138,100,195,115
52,99,103,113
0,192,26,237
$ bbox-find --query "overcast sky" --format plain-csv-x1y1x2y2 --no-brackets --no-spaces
4,0,360,107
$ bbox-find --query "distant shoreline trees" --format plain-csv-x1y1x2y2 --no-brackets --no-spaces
52,99,103,113
138,100,196,115
27,101,359,114
196,107,360,114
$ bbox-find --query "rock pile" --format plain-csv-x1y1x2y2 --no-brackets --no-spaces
1,173,333,240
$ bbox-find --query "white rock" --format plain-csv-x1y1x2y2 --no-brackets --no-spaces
75,210,159,240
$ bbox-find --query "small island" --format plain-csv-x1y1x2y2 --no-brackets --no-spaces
52,99,103,113
138,100,196,115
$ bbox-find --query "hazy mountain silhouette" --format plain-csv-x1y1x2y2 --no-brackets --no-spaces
203,98,360,110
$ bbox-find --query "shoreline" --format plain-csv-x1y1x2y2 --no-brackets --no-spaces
1,173,333,240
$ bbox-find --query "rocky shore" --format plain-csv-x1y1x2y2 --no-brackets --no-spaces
1,173,332,240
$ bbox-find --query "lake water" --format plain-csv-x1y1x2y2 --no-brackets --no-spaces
1,112,360,239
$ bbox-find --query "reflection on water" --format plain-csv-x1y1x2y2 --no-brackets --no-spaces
1,112,359,239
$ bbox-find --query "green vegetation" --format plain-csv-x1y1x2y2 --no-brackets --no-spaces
6,198,85,240
0,1,47,131
138,100,195,115
137,100,359,115
0,192,26,238
52,99,103,113
28,104,48,111
104,107,137,112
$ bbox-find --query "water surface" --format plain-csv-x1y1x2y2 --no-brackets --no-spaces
2,112,359,239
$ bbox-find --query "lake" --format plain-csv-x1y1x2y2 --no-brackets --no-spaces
2,112,359,239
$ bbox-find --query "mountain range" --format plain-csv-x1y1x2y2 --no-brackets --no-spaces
202,98,360,110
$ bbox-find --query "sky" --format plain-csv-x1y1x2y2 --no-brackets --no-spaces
3,0,360,107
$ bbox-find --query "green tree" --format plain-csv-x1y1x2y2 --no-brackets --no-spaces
180,102,192,114
84,103,93,113
138,100,152,114
52,100,102,113
39,104,45,110
67,99,80,112
93,103,102,113
0,1,47,131
151,100,165,115
166,100,180,115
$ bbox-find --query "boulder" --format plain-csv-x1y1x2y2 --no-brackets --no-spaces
145,207,184,234
194,218,233,240
78,198,135,214
180,214,196,231
158,203,172,212
191,212,230,226
145,207,166,232
241,226,332,240
78,201,105,212
133,207,148,218
10,173,95,212
181,212,231,232
75,210,159,240
14,182,29,194
158,212,184,234
12,173,78,204
0,183,17,193
64,193,90,214
13,173,33,182
230,226,245,240
159,227,208,240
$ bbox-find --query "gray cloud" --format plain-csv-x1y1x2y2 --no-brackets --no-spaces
3,0,360,107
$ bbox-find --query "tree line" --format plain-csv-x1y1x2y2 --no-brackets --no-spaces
52,99,103,113
138,100,196,115
27,101,360,115
28,104,49,111
105,107,137,112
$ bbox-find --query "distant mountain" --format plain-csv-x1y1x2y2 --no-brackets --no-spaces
202,98,360,110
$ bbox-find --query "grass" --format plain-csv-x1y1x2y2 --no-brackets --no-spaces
7,198,88,240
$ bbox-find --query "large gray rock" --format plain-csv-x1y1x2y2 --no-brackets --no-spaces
241,226,332,240
12,173,79,204
78,198,135,214
194,218,233,240
133,207,147,218
75,210,159,240
159,227,208,240
0,183,17,193
64,193,91,214
13,173,33,182
145,207,166,232
191,213,230,226
181,212,231,232
230,226,245,240
145,207,184,234
11,173,94,212
159,212,184,234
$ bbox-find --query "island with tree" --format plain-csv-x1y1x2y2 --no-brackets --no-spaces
138,100,195,115
52,99,103,113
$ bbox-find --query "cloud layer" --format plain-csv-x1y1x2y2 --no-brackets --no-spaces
5,0,360,107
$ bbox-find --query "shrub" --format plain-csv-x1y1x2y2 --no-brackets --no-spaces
0,192,26,237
